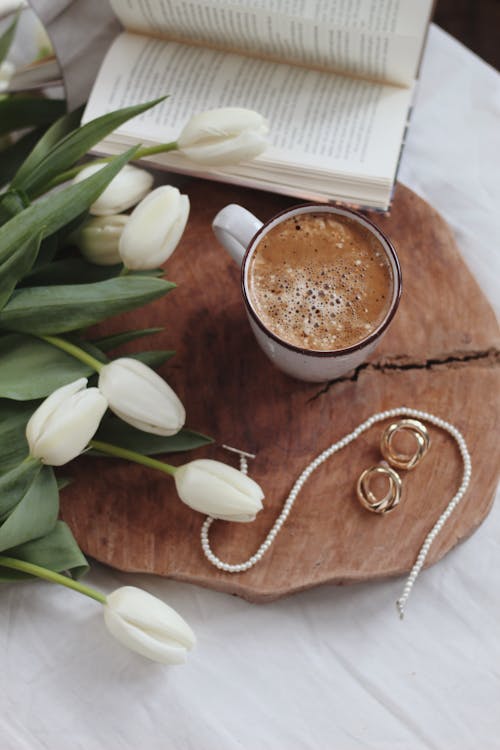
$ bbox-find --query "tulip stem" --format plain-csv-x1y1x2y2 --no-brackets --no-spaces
0,556,107,604
40,335,104,373
134,141,179,159
43,141,179,191
89,440,177,476
23,454,41,466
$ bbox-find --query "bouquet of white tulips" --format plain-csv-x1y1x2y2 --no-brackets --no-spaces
0,52,268,665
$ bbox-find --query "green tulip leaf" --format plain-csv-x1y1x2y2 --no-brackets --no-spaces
30,210,89,271
0,275,174,335
56,475,72,491
0,230,42,309
0,187,30,225
13,97,166,196
93,417,213,456
0,12,19,63
0,459,41,520
0,399,34,472
54,209,90,243
0,334,95,399
0,521,88,580
32,233,59,268
123,268,165,278
23,257,123,287
0,147,136,267
0,465,58,552
11,105,83,187
24,260,165,287
93,327,164,351
130,350,175,368
0,97,66,137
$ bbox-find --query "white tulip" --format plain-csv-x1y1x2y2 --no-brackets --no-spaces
118,186,190,270
26,378,108,466
174,459,264,522
73,163,154,216
104,586,195,664
98,357,185,436
72,214,128,265
177,107,269,166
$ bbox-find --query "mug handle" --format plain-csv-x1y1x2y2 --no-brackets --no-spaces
212,204,263,267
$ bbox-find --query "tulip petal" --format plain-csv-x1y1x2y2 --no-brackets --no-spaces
104,586,195,665
178,107,268,145
104,608,189,664
34,388,108,466
175,459,264,522
178,107,269,166
26,377,88,452
75,214,129,266
119,186,190,270
73,164,153,216
181,130,268,167
98,357,185,436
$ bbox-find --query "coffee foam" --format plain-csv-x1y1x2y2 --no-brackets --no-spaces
247,212,392,351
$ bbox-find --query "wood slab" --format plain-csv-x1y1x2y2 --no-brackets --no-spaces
60,182,500,602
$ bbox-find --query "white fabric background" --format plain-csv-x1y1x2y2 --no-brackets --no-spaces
0,21,499,750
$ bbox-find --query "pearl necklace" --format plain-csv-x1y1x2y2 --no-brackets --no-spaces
201,408,472,618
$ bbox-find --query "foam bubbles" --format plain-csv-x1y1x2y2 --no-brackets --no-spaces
247,213,392,351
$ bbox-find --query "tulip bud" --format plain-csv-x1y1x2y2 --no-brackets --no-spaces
72,214,128,266
73,164,154,216
118,186,190,270
104,586,196,664
98,357,185,436
174,459,264,522
26,378,108,466
177,107,269,166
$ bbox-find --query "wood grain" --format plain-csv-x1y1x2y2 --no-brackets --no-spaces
60,182,500,602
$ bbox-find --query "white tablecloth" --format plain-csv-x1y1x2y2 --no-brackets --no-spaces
1,22,499,750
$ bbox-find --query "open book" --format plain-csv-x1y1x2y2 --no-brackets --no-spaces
83,0,434,211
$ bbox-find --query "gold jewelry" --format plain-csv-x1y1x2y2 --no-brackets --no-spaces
356,463,402,514
380,418,430,471
356,419,430,515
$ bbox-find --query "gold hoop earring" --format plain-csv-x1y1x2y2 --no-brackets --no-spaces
380,418,430,471
356,464,402,514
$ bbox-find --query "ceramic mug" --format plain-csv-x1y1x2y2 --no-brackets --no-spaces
212,203,402,382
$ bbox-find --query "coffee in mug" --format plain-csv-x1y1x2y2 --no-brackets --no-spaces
246,211,393,352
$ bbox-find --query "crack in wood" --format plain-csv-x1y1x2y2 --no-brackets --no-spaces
309,348,500,402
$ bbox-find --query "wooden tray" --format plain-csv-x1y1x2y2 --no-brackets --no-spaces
61,182,500,602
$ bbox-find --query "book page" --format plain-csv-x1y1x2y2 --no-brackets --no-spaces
110,0,433,86
83,33,412,181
